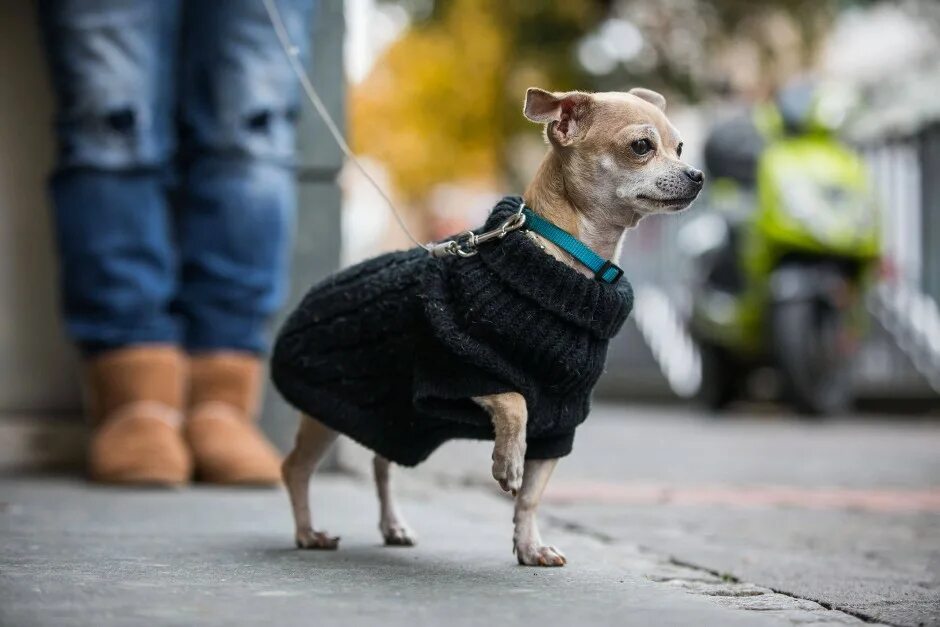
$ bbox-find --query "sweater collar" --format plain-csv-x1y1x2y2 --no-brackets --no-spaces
475,197,633,339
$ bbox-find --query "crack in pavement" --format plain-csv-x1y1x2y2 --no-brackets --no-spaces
666,556,899,626
537,509,884,625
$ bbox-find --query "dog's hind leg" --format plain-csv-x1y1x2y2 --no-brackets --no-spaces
373,456,417,546
282,414,340,549
514,458,565,566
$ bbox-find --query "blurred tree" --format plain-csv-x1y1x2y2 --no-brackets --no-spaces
350,0,608,201
350,0,916,204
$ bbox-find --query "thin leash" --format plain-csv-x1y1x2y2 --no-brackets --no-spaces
262,0,525,257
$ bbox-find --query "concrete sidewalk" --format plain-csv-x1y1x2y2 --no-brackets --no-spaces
1,474,867,627
335,403,940,627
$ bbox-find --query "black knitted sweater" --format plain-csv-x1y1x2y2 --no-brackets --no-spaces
270,196,633,466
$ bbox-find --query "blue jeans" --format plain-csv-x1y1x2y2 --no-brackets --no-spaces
37,0,316,355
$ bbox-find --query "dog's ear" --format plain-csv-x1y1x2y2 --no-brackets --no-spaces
523,87,593,146
629,88,666,112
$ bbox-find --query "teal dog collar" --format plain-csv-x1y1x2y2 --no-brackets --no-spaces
521,206,624,284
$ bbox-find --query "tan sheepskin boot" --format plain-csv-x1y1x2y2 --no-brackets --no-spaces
184,353,282,485
86,346,192,485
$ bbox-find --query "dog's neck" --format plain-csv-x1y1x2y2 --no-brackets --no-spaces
522,150,639,278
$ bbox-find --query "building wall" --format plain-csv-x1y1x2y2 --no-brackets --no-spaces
0,0,80,413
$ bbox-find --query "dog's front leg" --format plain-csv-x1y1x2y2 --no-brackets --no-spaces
474,392,526,494
514,458,565,566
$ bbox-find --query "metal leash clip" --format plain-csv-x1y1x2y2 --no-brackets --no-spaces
428,210,527,258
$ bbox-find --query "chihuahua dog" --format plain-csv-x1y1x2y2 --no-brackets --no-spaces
278,87,702,566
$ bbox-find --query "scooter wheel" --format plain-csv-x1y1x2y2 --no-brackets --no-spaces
773,301,853,416
696,342,739,412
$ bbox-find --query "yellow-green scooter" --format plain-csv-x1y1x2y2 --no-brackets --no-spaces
682,82,881,414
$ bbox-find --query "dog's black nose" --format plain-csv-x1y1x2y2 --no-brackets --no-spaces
685,167,704,185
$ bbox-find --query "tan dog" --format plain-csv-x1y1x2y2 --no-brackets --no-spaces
281,87,702,566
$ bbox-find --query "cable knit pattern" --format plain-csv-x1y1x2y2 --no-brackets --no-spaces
271,196,633,467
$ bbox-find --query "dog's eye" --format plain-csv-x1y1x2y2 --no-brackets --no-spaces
677,142,684,158
631,139,653,156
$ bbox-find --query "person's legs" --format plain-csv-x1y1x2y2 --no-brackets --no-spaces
38,0,182,352
38,0,190,485
176,0,316,484
176,0,315,354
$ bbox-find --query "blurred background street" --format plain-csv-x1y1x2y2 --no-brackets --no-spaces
1,0,938,625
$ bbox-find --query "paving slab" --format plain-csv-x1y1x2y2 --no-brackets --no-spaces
0,475,867,627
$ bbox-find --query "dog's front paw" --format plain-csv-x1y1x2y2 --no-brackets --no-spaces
380,520,417,547
491,439,525,494
515,542,567,567
295,528,340,550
